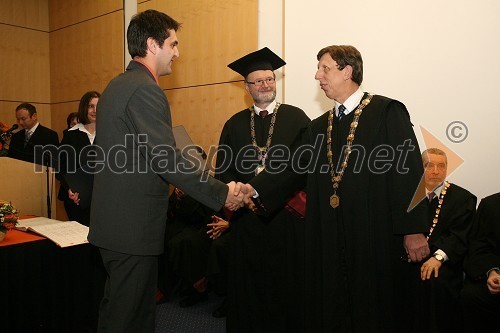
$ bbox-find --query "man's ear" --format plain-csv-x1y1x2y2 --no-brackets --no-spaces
32,113,38,122
343,65,353,80
146,37,157,55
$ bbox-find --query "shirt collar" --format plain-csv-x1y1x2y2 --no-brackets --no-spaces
426,182,445,198
253,100,277,115
26,122,40,134
70,123,95,144
335,88,364,117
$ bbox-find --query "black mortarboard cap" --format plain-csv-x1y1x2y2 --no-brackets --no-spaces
227,47,286,78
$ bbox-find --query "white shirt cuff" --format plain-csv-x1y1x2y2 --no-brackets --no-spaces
434,249,449,262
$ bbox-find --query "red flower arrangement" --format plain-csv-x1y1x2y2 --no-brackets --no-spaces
0,121,12,156
0,201,19,234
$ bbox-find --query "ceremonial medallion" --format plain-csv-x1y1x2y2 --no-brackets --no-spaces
255,164,265,175
326,94,373,211
330,194,340,208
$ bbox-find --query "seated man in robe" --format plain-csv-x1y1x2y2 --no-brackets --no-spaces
460,193,500,332
418,148,476,332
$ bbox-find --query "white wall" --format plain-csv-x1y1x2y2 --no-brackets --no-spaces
259,0,500,201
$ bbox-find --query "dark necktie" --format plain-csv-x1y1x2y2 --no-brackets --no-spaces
24,130,32,148
259,110,268,118
428,192,435,202
338,104,346,120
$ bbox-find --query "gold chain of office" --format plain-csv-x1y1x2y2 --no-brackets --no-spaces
327,94,373,208
426,181,451,241
249,102,280,175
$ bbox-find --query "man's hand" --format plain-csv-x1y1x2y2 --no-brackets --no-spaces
174,187,186,200
487,270,500,294
68,189,80,205
207,215,230,240
420,257,442,280
224,181,245,211
241,183,256,204
403,233,430,262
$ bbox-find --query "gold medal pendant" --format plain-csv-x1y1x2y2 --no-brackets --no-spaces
330,194,340,208
255,164,265,175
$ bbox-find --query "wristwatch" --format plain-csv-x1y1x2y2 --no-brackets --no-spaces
433,253,444,262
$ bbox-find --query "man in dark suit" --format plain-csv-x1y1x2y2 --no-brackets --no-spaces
88,10,244,333
460,193,500,332
418,148,476,332
8,102,59,164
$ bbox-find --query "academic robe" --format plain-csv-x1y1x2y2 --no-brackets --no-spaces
250,94,428,332
419,183,476,333
460,193,500,332
164,192,213,291
215,104,310,333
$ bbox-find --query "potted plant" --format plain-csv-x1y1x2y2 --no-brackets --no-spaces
0,201,19,241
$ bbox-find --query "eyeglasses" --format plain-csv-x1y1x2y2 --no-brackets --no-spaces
246,77,275,86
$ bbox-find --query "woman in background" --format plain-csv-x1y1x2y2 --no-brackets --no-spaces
57,91,100,226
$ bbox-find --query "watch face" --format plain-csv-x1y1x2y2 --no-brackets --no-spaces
434,254,444,262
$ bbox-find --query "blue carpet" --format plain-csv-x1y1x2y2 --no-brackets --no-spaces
155,294,226,333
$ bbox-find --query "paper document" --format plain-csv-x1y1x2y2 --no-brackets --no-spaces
16,217,89,248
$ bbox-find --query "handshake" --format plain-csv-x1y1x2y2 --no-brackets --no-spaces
224,181,257,211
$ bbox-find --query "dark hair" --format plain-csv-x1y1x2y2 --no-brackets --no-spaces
317,45,363,85
78,91,100,125
127,10,181,58
66,112,79,128
16,102,37,116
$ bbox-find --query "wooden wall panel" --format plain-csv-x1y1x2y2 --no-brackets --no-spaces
0,25,50,103
0,0,49,31
136,0,258,149
49,0,122,31
0,102,52,135
49,11,124,103
51,102,79,138
139,0,258,88
167,83,253,154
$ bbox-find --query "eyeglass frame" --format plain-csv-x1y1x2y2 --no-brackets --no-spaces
245,77,276,86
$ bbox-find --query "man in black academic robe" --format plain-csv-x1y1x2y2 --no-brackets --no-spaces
248,45,429,332
418,148,476,333
460,193,500,332
216,47,310,332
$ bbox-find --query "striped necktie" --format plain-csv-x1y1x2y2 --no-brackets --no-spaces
338,104,346,120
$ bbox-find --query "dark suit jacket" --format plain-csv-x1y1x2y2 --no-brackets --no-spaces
88,60,228,256
56,128,92,200
8,124,59,164
464,192,500,280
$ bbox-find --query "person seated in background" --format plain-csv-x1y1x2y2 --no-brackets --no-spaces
63,111,79,135
460,193,500,332
56,91,100,226
157,187,232,311
418,148,476,332
8,102,59,163
158,187,215,306
206,215,231,317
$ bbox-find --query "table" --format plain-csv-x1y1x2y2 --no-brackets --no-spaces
1,227,106,333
